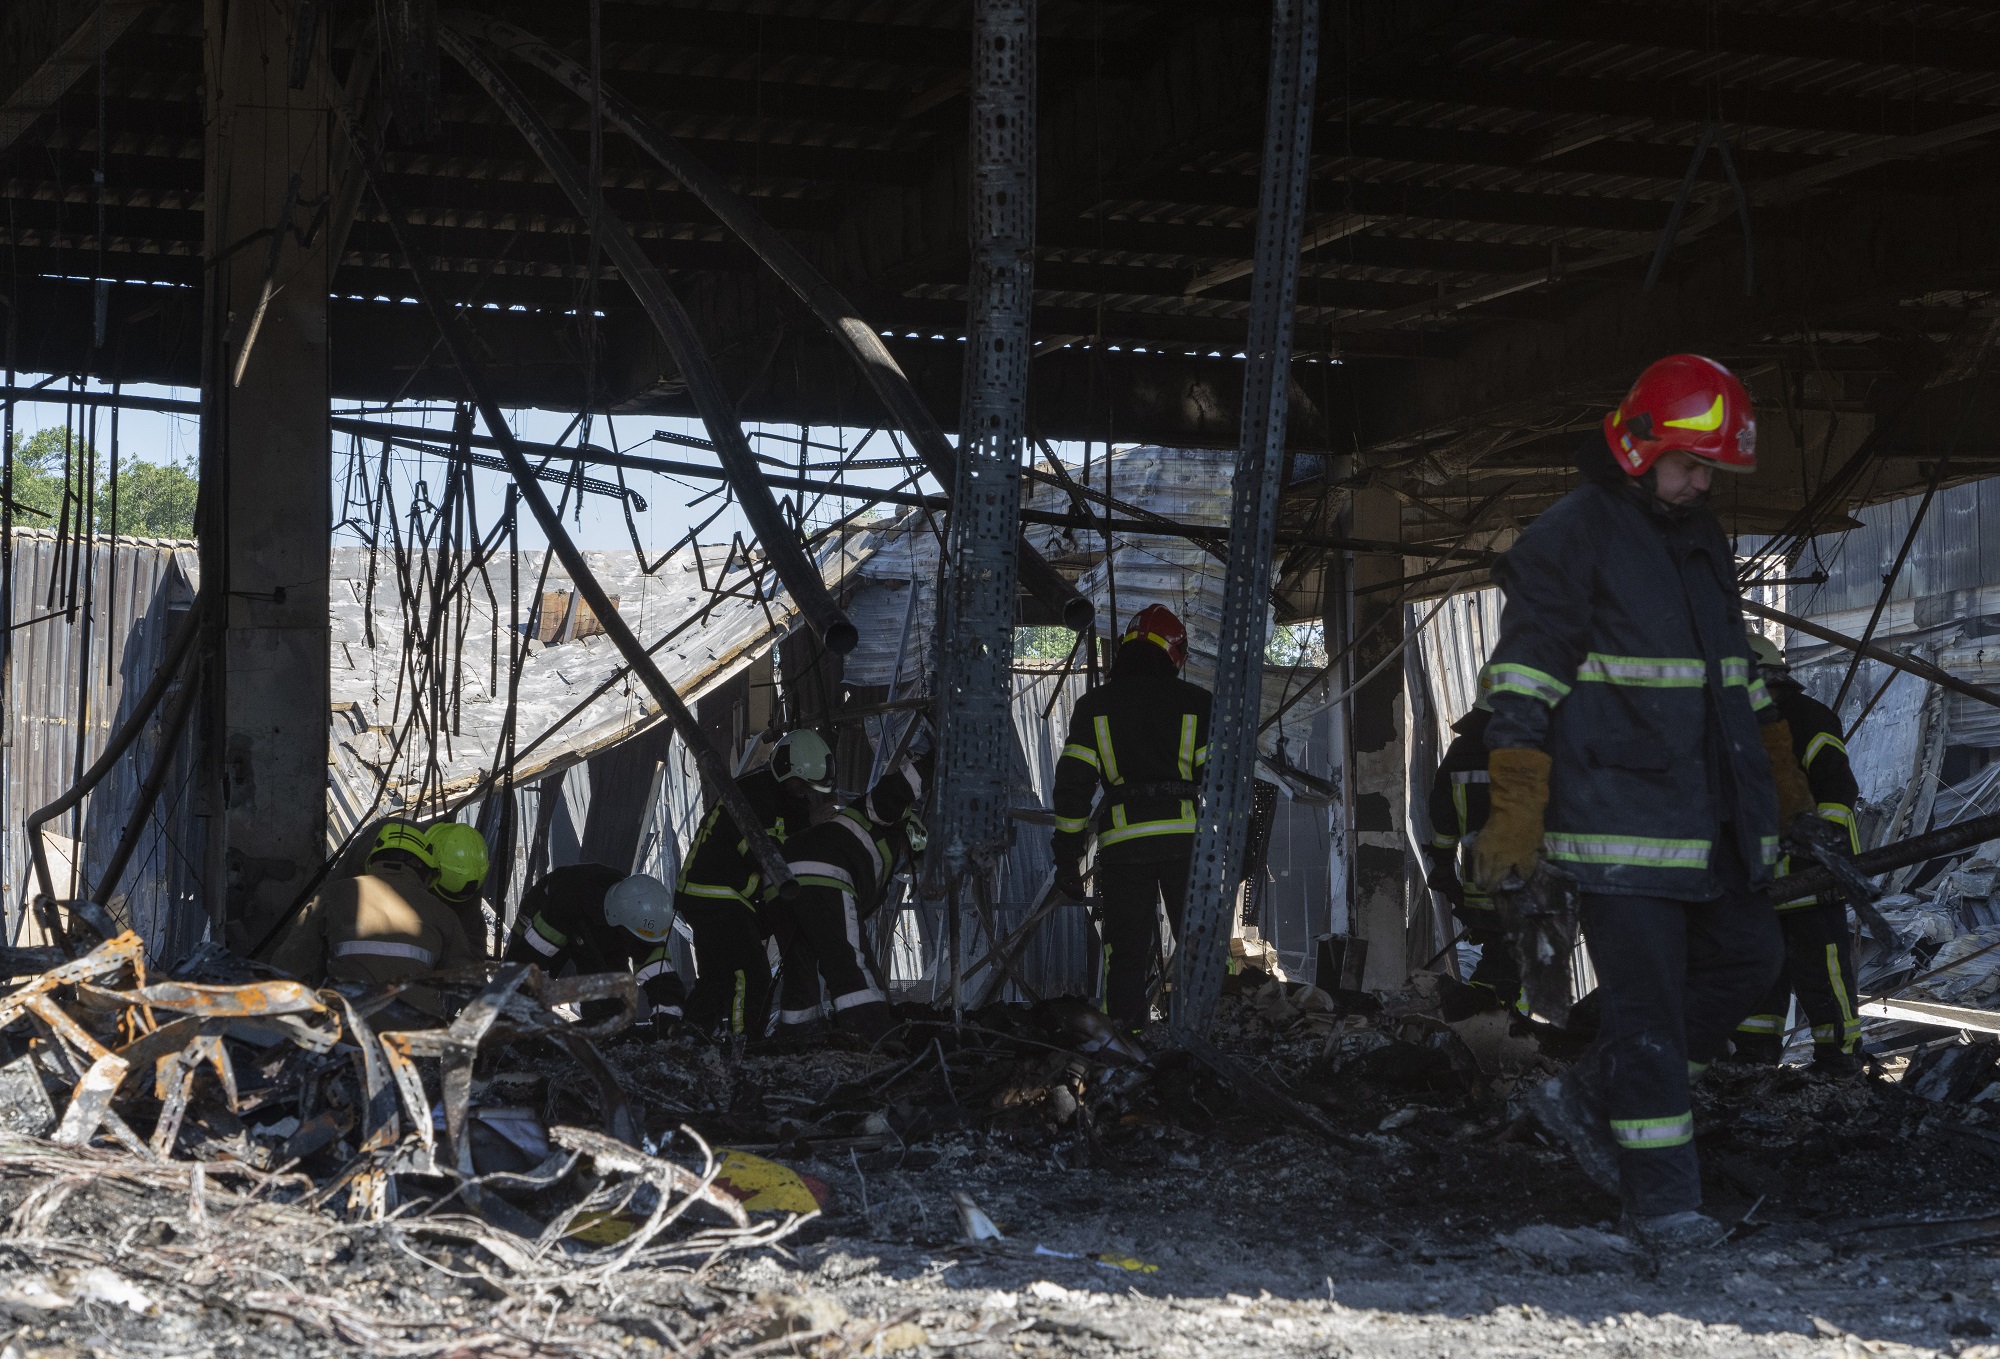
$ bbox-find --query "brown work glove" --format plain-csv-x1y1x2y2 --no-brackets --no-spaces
1759,719,1817,828
1471,747,1552,893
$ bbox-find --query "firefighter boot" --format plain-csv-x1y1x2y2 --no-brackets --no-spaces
1622,1210,1726,1253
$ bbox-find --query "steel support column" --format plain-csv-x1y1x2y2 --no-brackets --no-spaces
1172,0,1319,1040
450,11,1090,634
928,0,1036,892
440,25,855,655
1344,486,1408,990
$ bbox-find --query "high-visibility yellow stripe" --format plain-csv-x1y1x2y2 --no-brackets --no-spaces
1825,943,1858,1054
1662,393,1724,431
1177,714,1197,781
1061,742,1100,770
1803,731,1847,769
1094,715,1123,785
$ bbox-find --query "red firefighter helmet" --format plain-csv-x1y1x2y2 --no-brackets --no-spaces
1602,353,1757,477
1121,603,1188,669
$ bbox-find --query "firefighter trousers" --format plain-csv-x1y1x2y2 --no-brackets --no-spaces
680,896,773,1037
770,887,891,1037
1579,834,1782,1217
1098,839,1193,1032
1736,902,1860,1056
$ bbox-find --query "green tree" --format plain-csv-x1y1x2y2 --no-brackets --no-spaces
5,427,198,539
1013,624,1080,661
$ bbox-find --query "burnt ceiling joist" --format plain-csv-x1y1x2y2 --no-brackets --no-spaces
3,0,2000,529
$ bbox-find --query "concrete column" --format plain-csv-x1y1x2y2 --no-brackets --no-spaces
204,0,331,940
1343,486,1407,990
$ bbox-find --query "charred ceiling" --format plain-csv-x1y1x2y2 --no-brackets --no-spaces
5,1,2000,545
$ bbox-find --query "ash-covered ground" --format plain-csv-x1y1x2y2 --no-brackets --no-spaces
4,975,1999,1358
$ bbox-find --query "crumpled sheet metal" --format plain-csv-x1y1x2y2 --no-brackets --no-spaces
0,932,647,1219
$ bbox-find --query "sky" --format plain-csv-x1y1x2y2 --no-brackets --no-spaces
2,371,1023,555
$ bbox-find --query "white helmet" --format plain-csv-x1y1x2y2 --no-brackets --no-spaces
604,874,676,942
771,729,836,792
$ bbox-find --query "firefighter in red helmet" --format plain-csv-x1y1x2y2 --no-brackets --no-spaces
1051,603,1213,1034
1473,354,1821,1251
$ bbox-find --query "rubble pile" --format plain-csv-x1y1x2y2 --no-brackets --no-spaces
0,932,817,1358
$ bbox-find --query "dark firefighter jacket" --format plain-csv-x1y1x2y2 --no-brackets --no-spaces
507,862,681,1017
1424,707,1493,913
1052,667,1213,864
1768,678,1861,907
768,760,925,1012
672,767,802,912
781,759,924,922
1484,433,1784,899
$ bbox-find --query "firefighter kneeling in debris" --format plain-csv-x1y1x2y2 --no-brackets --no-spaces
266,822,479,988
1051,603,1214,1035
1729,632,1865,1073
1475,354,1823,1250
765,754,930,1044
506,867,685,1029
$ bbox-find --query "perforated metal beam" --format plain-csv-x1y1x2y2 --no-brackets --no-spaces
1173,0,1319,1041
928,0,1036,891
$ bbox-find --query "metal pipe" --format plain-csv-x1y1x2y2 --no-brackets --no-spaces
1778,812,2000,902
25,593,207,938
91,644,203,907
1174,0,1320,1042
447,10,1094,634
341,111,798,901
1740,598,2000,711
439,24,854,655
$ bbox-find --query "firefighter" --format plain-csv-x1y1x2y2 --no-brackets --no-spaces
766,756,929,1044
1051,603,1213,1034
1421,692,1524,1013
506,866,685,1027
676,729,832,1037
266,822,478,988
426,821,492,955
1473,354,1819,1250
1731,632,1864,1073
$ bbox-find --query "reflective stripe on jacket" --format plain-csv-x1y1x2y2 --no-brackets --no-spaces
1767,681,1861,909
673,767,796,909
1052,671,1213,863
504,861,681,1014
1483,468,1782,899
267,862,476,986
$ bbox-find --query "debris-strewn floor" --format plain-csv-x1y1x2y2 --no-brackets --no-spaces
5,970,2000,1358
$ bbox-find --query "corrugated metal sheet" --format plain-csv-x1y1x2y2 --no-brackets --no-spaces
1792,478,1999,618
1,528,202,961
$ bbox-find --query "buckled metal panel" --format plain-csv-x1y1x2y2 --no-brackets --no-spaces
1173,0,1320,1039
929,0,1037,889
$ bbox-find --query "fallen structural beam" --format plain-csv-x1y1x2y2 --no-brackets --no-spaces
1740,598,2000,710
440,22,855,655
1858,994,2000,1037
1175,0,1320,1041
452,9,1093,633
1778,811,2000,902
342,111,797,903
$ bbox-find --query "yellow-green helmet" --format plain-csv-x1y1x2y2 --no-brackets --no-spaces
369,820,438,872
427,821,490,903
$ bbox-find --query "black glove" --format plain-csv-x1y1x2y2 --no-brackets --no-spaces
1055,861,1088,902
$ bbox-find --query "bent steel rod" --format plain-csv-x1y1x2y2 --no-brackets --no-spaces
343,117,798,902
448,10,1094,634
25,591,207,938
92,643,204,907
440,25,854,655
